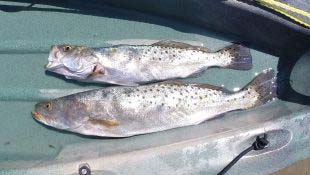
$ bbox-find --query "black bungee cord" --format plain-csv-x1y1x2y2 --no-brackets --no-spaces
217,133,269,175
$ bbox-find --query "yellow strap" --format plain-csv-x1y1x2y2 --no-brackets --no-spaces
257,0,310,17
256,0,310,27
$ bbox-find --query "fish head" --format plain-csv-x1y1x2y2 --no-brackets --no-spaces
45,45,99,79
32,98,89,130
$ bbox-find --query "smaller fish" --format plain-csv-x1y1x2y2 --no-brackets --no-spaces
32,69,276,137
45,41,252,86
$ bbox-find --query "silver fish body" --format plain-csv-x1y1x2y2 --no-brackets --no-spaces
32,69,276,137
45,41,252,86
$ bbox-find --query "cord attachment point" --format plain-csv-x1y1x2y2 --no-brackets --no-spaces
217,133,269,175
253,133,269,150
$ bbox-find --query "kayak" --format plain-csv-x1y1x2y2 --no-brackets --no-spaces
0,1,309,175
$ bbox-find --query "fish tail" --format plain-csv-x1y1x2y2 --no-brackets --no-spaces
218,44,252,70
242,68,277,108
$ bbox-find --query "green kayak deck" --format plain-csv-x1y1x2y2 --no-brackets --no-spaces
0,1,309,175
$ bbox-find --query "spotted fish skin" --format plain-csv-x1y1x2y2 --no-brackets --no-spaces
45,41,252,86
32,69,276,137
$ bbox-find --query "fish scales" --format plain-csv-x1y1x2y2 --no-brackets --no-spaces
45,41,252,86
32,69,276,137
59,83,242,136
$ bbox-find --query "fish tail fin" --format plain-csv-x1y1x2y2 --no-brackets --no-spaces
242,68,277,108
218,44,252,70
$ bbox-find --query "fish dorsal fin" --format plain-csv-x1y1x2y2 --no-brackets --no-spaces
151,40,193,48
151,40,209,52
88,118,119,129
195,46,209,53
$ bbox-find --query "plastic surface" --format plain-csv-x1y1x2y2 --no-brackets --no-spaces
0,1,309,175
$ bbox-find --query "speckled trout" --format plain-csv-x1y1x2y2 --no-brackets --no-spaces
45,41,252,86
32,69,276,137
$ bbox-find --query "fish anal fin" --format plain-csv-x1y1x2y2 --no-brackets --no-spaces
151,40,209,52
88,118,119,129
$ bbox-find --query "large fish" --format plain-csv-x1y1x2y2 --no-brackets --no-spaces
45,41,252,86
32,69,276,137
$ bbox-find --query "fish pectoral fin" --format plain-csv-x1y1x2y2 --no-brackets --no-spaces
151,40,209,52
87,64,105,79
88,118,119,129
87,71,101,79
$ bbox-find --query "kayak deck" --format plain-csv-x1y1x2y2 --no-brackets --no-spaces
0,1,309,175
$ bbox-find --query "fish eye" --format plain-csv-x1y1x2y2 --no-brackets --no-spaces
63,45,72,52
45,102,52,111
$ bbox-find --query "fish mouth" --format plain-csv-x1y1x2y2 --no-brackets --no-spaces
31,111,46,123
44,62,53,69
44,63,49,69
45,45,62,70
50,45,59,58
